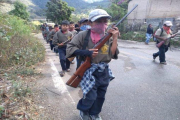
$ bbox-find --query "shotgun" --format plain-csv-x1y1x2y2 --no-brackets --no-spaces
156,31,180,48
66,4,138,88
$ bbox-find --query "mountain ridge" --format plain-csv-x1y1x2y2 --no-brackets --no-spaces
0,0,110,19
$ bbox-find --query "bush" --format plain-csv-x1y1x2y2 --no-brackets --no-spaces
121,31,134,40
121,31,146,42
0,13,45,69
133,32,146,42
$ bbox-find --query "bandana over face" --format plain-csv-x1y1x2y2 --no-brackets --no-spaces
163,26,170,34
90,23,107,44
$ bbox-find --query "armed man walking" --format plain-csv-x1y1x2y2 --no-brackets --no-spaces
66,9,119,120
53,20,72,77
153,21,176,65
49,24,59,53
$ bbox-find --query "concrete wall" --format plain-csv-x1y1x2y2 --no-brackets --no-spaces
128,0,149,19
147,0,180,18
128,0,180,19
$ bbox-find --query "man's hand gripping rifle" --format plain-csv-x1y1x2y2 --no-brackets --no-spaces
66,4,138,88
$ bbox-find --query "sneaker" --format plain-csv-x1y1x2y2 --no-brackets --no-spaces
153,54,156,60
80,111,90,120
160,62,167,65
90,114,102,120
66,69,70,72
59,71,65,77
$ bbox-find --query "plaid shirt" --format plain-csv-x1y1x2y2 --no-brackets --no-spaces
80,62,114,97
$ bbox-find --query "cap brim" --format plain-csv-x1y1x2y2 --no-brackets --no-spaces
81,20,88,23
90,15,111,22
167,24,173,26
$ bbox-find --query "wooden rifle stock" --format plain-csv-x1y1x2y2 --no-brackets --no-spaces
66,4,138,88
66,57,91,88
156,41,165,48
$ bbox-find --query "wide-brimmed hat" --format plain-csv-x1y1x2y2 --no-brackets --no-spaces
164,21,173,26
89,9,111,22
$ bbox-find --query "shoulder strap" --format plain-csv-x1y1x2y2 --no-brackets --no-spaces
160,28,163,36
82,29,91,50
76,30,91,69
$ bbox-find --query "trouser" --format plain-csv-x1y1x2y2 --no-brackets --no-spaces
153,44,168,62
76,56,80,70
145,33,152,43
42,31,45,39
46,37,49,43
58,47,70,71
77,66,110,115
54,46,58,53
49,40,54,50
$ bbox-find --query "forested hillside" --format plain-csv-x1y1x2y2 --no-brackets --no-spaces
30,0,110,16
0,0,110,19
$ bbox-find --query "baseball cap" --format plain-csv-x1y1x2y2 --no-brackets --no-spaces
80,18,88,24
89,9,111,22
164,21,173,26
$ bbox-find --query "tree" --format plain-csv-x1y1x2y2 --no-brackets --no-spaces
9,1,29,20
105,0,132,33
46,0,75,24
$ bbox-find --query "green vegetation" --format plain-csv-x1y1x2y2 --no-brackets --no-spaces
121,31,146,41
0,6,44,117
0,13,45,69
9,1,29,20
104,0,148,41
0,105,4,118
46,0,75,24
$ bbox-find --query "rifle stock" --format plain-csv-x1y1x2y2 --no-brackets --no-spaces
66,4,138,88
156,41,165,48
66,57,91,88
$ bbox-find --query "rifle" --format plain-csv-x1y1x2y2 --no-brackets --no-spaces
156,31,180,48
66,4,138,88
58,37,72,48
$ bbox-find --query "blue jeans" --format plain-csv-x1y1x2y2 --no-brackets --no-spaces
49,40,54,50
153,44,168,62
58,47,70,71
145,33,152,44
77,66,110,115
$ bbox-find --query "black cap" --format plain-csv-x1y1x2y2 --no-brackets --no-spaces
80,18,88,24
61,20,70,25
54,24,59,28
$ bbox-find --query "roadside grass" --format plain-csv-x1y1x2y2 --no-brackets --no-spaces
121,31,146,42
0,67,42,119
121,31,180,47
0,13,45,119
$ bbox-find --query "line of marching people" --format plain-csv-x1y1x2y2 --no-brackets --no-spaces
40,18,91,77
40,8,120,120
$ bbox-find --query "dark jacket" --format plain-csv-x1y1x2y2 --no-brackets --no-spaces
146,25,153,34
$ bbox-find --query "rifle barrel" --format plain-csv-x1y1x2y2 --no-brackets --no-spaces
115,4,138,27
93,4,138,48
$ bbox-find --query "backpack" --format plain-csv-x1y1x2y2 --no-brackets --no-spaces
153,28,163,42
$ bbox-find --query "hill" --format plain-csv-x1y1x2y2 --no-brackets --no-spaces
0,0,110,19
